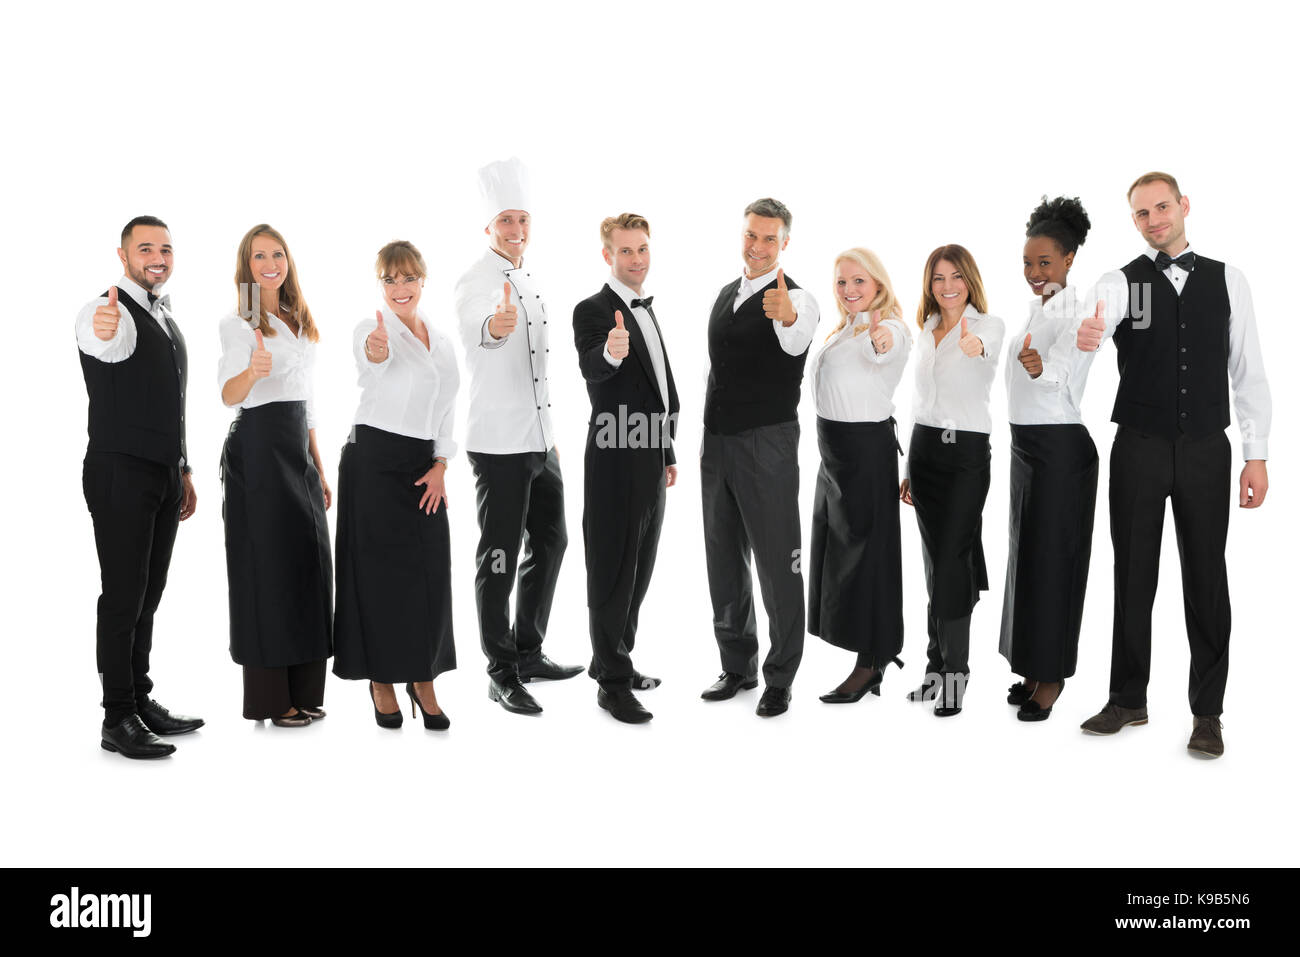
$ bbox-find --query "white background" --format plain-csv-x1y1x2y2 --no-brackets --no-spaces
2,0,1295,867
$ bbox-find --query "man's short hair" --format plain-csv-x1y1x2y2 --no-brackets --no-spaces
600,212,651,249
1127,172,1182,203
743,197,792,238
121,215,169,247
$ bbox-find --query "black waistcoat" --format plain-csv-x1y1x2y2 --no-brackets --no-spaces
1112,254,1230,440
79,287,189,469
703,273,809,434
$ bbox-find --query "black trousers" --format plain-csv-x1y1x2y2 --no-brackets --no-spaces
587,478,666,690
82,451,182,726
701,422,805,689
467,449,568,680
242,660,327,720
1108,426,1231,715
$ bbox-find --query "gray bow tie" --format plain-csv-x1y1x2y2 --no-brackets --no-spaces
146,291,171,313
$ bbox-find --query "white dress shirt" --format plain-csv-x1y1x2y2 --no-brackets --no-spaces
601,274,670,406
217,312,319,429
75,274,174,362
1005,285,1086,425
1040,246,1272,459
911,303,1005,434
453,248,554,454
352,307,459,458
733,264,820,356
812,314,911,422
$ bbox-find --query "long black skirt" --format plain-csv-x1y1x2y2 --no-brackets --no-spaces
332,425,456,683
998,423,1098,681
221,401,333,668
807,417,904,664
907,424,991,620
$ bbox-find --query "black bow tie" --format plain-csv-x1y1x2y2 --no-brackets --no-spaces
631,297,654,309
1154,251,1196,273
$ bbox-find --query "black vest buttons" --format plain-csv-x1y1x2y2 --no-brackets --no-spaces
1180,388,1187,394
1180,365,1187,371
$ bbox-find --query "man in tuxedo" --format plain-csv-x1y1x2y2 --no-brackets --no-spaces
1042,172,1271,758
699,198,820,717
76,216,204,759
572,213,679,724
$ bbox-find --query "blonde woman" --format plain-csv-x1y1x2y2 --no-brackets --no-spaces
808,248,910,703
333,241,457,731
899,244,1004,716
218,224,332,727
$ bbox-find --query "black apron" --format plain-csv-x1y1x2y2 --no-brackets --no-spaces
998,423,1098,680
333,425,456,683
807,417,904,664
907,424,991,619
221,401,333,668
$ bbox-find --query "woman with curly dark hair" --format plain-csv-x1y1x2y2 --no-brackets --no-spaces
999,196,1099,721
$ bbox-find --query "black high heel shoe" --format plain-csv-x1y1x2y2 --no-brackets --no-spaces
406,682,451,731
1017,679,1064,722
370,682,403,729
820,657,904,704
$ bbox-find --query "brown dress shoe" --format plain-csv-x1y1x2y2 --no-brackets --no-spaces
1080,702,1149,735
1187,715,1224,758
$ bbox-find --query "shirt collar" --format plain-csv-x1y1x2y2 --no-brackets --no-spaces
739,263,780,292
484,246,524,273
1041,284,1078,318
1144,244,1194,262
607,274,649,311
925,301,980,330
117,274,158,313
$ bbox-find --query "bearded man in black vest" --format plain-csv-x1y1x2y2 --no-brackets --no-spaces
76,216,204,759
1043,173,1271,758
699,198,820,718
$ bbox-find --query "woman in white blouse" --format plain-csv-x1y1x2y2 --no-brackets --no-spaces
999,197,1098,721
333,241,457,730
807,248,911,703
218,224,333,728
900,244,1004,716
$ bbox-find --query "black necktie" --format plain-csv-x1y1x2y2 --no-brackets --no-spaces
1154,251,1196,272
631,296,654,310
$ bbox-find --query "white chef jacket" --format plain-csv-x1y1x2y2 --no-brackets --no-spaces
75,274,174,362
352,307,459,458
812,313,911,422
217,312,319,429
911,303,1005,434
1005,285,1086,425
453,248,555,454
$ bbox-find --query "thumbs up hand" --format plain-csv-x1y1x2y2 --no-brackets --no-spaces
248,328,272,379
1077,300,1106,352
866,310,893,354
366,309,389,362
1018,332,1043,378
490,281,518,339
93,286,121,341
958,314,984,357
762,268,797,326
607,310,630,360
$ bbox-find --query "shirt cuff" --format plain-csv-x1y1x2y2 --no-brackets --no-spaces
481,316,508,348
603,344,623,367
1243,440,1268,461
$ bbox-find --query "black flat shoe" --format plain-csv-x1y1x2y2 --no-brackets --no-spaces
271,710,313,728
137,698,205,736
297,705,326,720
369,683,403,729
518,653,584,682
489,676,543,715
1006,682,1034,706
756,686,791,718
1017,679,1063,722
933,673,968,718
821,656,903,703
632,671,662,690
598,687,653,724
101,715,176,759
406,682,450,731
701,672,759,701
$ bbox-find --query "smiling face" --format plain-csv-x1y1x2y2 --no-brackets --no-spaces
487,209,530,263
249,234,288,294
835,259,880,315
382,271,423,318
931,259,969,315
1130,181,1190,254
117,224,173,291
1022,235,1072,301
741,213,788,279
602,227,650,294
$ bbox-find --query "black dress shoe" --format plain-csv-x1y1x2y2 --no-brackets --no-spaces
297,705,326,720
934,673,968,718
632,671,662,690
756,686,791,718
518,653,584,682
700,672,759,701
101,715,176,759
489,676,544,715
406,682,451,731
598,687,653,724
137,698,204,735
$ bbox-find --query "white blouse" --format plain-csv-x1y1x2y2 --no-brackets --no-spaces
812,314,911,422
1005,285,1085,426
911,303,1005,434
352,307,459,458
217,312,319,429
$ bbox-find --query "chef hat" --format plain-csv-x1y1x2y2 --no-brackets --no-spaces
477,157,532,225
